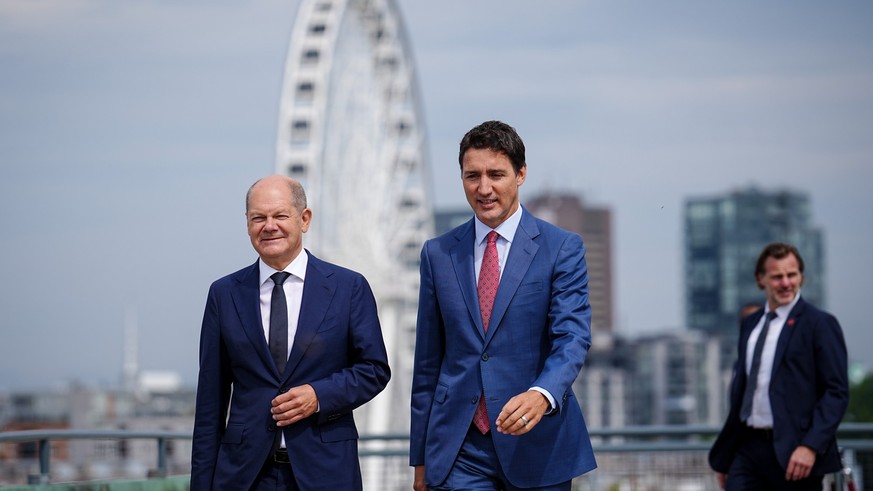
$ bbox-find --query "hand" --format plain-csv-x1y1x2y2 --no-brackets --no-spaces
271,384,318,426
785,445,816,481
495,390,549,435
715,472,726,490
413,465,427,491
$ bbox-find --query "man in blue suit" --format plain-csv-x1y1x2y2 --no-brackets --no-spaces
410,121,597,490
191,175,390,490
709,242,848,490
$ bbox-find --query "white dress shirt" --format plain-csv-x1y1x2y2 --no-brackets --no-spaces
258,251,308,448
258,251,308,356
744,291,801,428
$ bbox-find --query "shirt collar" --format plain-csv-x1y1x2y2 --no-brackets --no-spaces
474,206,523,245
258,250,308,287
764,289,801,319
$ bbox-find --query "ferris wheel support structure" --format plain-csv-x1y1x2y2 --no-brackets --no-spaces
275,0,433,460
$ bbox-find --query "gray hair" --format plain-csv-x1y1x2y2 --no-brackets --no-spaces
245,176,308,213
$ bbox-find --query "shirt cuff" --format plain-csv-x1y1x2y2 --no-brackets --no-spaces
529,386,556,414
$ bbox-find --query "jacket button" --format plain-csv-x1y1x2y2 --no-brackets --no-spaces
267,423,276,431
472,396,478,404
481,353,489,361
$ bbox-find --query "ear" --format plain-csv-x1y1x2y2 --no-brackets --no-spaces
755,273,765,290
300,208,313,233
516,165,527,186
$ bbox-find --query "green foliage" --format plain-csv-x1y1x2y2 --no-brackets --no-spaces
846,372,873,422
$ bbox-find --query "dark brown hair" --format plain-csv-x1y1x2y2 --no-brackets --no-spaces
754,242,805,283
458,120,526,174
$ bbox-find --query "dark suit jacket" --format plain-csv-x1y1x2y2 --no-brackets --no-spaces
709,296,849,476
191,251,390,490
410,209,597,488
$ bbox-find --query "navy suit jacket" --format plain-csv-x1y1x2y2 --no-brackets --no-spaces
410,209,597,488
191,251,390,490
709,296,848,476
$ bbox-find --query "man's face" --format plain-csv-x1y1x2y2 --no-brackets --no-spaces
246,179,311,270
461,148,526,229
757,253,803,310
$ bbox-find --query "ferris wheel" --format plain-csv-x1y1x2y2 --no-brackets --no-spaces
275,0,433,437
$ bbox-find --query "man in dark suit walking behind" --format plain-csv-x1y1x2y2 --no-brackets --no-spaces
710,242,848,490
191,175,390,490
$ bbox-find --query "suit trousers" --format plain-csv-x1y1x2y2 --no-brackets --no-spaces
251,454,300,491
726,427,823,491
431,425,571,491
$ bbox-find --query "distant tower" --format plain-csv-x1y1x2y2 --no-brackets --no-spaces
275,0,433,440
526,193,615,331
122,305,139,394
684,186,824,336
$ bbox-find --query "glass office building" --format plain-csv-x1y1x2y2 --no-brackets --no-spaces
684,187,824,336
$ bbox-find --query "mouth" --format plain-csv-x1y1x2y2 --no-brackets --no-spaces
478,198,497,207
776,289,795,300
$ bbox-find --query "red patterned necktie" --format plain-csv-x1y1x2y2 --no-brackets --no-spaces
473,230,499,434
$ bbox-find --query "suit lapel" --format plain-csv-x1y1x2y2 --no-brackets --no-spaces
450,221,484,339
230,260,278,376
771,297,806,379
283,251,335,381
485,211,539,346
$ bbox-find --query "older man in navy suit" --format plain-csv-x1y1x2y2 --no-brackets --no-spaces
191,175,390,490
410,121,597,490
709,242,848,490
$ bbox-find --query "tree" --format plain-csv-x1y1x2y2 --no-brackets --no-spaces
846,372,873,422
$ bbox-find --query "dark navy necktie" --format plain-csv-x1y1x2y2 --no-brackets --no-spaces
269,272,291,375
740,311,778,422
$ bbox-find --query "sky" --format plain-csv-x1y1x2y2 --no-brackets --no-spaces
1,1,871,391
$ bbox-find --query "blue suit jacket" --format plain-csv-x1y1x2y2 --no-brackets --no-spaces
191,251,390,490
709,296,848,476
410,209,597,488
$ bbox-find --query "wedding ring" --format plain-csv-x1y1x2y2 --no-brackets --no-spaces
520,415,529,426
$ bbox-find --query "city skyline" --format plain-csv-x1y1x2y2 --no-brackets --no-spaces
1,1,872,390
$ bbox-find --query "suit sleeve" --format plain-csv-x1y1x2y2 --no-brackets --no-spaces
533,232,592,412
800,312,849,453
191,283,233,489
409,241,443,466
309,273,391,423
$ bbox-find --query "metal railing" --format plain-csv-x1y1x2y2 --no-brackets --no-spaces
2,424,872,489
0,429,190,484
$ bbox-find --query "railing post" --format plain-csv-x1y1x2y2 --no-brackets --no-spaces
27,438,51,484
155,436,168,478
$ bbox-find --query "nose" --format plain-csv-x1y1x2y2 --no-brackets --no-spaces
478,177,493,196
263,217,278,232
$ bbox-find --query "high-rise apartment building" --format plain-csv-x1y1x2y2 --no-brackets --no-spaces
526,193,615,331
684,187,824,336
